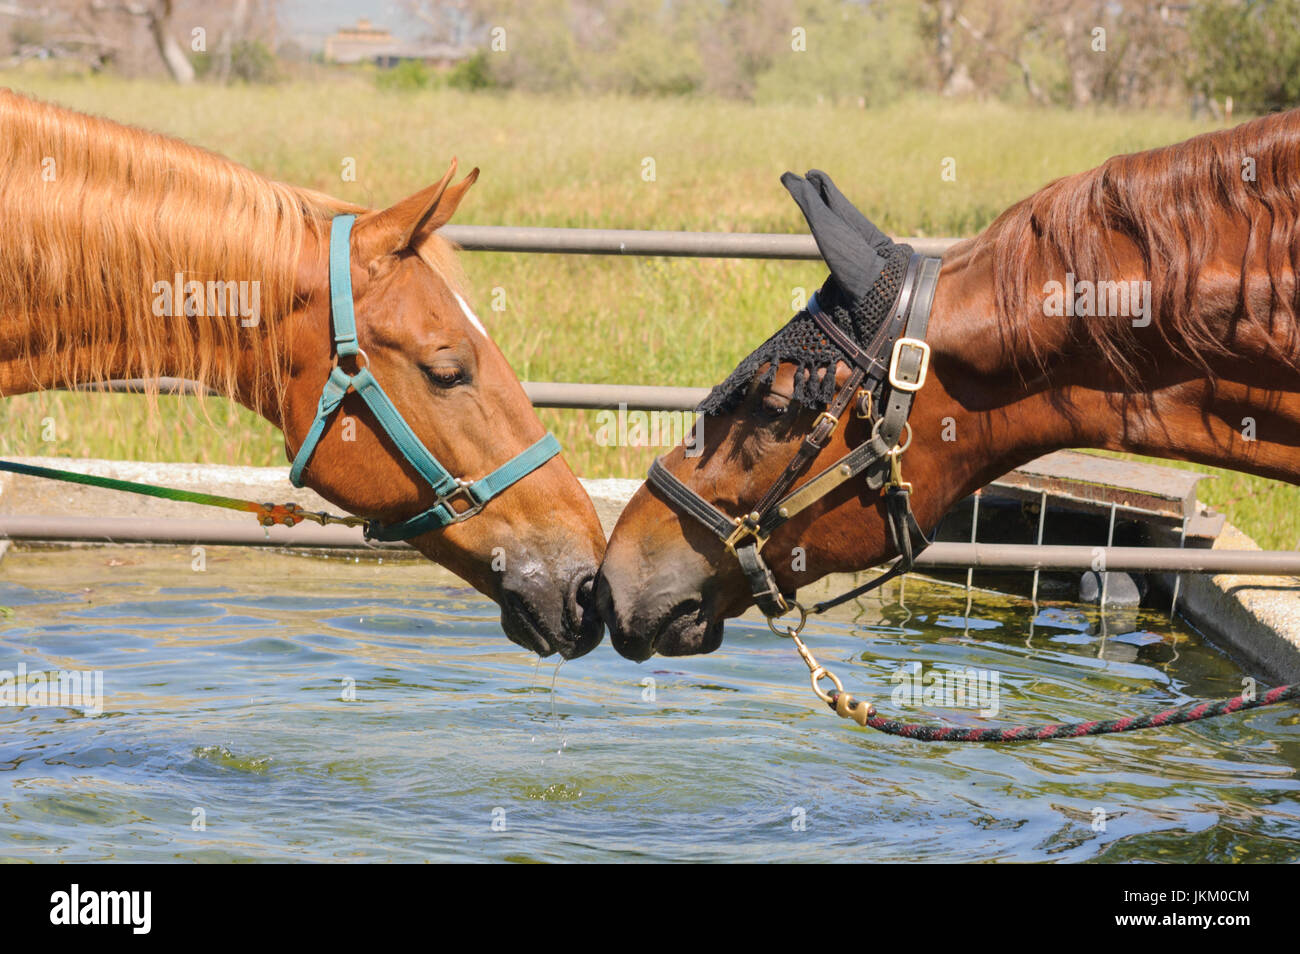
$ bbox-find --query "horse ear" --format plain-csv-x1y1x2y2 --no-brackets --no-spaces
804,170,893,251
358,160,480,257
781,171,884,299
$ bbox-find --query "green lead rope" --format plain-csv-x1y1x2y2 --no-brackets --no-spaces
0,459,366,529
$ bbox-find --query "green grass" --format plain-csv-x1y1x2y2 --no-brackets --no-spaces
1,72,1296,548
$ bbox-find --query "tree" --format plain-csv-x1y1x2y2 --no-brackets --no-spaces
932,0,975,96
949,0,1047,104
1188,0,1300,113
92,0,194,83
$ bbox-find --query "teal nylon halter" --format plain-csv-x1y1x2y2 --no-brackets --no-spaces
289,214,561,542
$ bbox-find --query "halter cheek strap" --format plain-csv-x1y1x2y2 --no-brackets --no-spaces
289,213,561,541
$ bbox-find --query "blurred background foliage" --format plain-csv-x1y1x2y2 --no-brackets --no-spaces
3,1,1298,116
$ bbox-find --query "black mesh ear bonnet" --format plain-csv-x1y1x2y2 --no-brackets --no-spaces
697,170,913,416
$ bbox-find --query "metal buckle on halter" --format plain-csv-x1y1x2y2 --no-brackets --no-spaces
435,479,485,524
812,410,839,432
723,512,767,555
888,337,931,392
854,388,873,420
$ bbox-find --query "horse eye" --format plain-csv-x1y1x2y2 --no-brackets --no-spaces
423,364,466,389
758,392,791,419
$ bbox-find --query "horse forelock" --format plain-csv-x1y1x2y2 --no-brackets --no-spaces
983,109,1300,389
412,232,468,299
0,87,362,416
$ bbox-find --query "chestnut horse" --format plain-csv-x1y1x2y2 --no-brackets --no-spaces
0,89,605,659
599,110,1300,661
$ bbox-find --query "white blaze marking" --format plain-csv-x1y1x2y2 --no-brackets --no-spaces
453,292,488,338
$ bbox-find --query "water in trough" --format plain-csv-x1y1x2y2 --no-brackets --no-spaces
0,546,1297,862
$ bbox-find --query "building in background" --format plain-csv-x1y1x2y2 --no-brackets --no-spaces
323,18,468,69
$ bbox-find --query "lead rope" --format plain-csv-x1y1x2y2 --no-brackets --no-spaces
0,460,366,529
769,605,1300,741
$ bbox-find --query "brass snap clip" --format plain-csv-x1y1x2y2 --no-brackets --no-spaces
770,601,875,727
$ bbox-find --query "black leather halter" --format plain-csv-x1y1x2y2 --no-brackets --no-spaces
647,253,943,618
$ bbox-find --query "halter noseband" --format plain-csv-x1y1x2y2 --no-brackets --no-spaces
289,213,561,542
647,253,943,617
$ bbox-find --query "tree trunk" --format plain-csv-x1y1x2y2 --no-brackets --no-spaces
148,0,195,84
215,0,251,84
1059,7,1092,107
935,0,975,97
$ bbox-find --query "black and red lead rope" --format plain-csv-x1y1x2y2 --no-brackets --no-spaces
828,683,1300,742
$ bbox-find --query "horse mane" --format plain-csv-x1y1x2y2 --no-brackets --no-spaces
983,108,1300,388
0,87,464,416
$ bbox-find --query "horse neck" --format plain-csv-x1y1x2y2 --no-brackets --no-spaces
0,91,334,429
0,225,329,434
911,236,1300,526
0,312,285,423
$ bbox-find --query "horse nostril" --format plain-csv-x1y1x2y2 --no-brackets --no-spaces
594,570,613,621
567,571,595,614
563,571,604,657
577,574,596,608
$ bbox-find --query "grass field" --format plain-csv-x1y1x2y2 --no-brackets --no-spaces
0,73,1295,548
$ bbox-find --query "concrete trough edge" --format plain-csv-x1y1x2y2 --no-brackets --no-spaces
1164,523,1300,682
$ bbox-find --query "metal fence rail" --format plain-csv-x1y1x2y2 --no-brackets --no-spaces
916,542,1300,575
68,378,708,412
1,514,1296,577
439,225,959,260
522,381,708,411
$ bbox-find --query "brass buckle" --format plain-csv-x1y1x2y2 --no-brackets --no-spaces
812,410,839,432
436,479,485,524
723,513,767,555
888,337,930,392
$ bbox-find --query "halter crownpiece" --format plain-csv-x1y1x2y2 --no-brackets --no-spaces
649,170,942,622
290,213,561,541
698,169,914,416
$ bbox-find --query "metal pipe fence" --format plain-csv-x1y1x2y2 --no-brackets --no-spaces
68,378,706,412
438,225,959,260
27,225,1295,584
1,515,1296,576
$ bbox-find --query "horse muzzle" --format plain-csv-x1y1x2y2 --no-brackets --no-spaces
594,561,724,661
499,564,604,659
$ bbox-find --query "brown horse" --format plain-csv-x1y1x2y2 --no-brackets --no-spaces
599,110,1300,661
0,89,605,659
